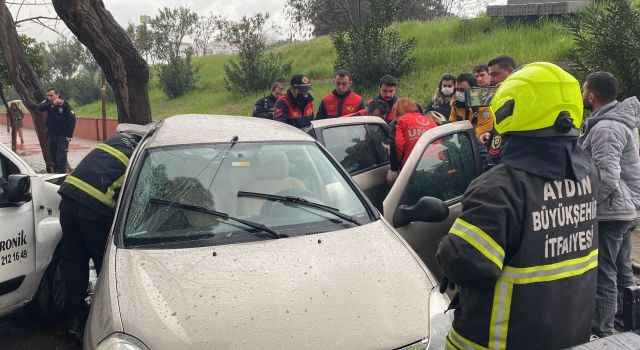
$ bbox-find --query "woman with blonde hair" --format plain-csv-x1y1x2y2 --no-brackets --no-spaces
387,97,438,183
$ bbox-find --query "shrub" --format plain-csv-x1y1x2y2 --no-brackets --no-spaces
157,48,199,99
331,0,416,89
565,0,640,99
70,74,101,105
217,14,292,93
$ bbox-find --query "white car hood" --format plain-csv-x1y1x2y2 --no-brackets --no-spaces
115,221,433,350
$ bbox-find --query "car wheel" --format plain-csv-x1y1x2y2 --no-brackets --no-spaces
29,246,68,323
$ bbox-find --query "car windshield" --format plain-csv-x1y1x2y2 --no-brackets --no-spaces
123,141,371,246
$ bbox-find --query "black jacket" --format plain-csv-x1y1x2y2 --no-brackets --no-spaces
59,132,140,219
437,150,598,349
252,94,278,119
38,99,76,138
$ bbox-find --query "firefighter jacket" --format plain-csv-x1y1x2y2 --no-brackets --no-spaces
367,96,398,123
58,132,140,219
449,103,494,138
274,91,314,128
389,112,437,171
484,129,504,172
252,94,279,119
38,99,76,138
436,160,598,350
316,90,366,119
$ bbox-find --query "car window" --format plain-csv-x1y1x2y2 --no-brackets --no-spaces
124,142,372,246
401,132,476,206
323,124,389,175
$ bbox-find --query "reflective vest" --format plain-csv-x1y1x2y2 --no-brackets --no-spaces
58,133,139,218
449,104,494,138
437,165,598,350
318,90,365,119
274,92,314,128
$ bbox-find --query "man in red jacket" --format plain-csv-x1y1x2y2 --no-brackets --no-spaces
274,74,314,128
387,98,437,184
316,70,366,119
367,75,399,123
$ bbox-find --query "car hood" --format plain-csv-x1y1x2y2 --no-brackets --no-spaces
115,220,432,350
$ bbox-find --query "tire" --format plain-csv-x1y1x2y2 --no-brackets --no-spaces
28,246,69,323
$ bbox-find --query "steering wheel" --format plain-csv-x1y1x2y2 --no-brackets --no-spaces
260,188,323,217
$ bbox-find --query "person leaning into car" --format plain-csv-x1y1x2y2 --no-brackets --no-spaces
57,130,142,341
436,63,599,349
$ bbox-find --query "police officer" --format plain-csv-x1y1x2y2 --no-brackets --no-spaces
436,62,598,349
273,74,314,128
252,80,285,119
38,88,76,173
58,127,143,339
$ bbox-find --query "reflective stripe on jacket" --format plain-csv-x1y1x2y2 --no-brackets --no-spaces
437,164,598,350
58,133,139,218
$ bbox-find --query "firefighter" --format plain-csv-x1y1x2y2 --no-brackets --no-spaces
58,126,144,339
273,74,314,128
316,70,366,119
436,62,598,350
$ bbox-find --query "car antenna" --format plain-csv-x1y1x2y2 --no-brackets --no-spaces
205,135,239,193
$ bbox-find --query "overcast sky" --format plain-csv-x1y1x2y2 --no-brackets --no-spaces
13,0,289,43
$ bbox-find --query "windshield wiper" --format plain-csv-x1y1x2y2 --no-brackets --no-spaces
237,191,360,226
150,198,284,239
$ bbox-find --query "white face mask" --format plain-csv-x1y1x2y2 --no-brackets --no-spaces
456,91,466,103
441,87,454,96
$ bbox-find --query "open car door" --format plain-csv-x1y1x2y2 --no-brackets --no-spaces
383,121,482,279
309,117,391,211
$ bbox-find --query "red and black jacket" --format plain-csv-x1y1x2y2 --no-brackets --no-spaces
367,95,398,123
274,91,314,128
316,90,366,119
389,112,437,171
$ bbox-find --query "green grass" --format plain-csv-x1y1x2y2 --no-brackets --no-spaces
73,16,573,120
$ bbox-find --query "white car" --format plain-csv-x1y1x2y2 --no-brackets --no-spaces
84,115,476,350
0,143,66,321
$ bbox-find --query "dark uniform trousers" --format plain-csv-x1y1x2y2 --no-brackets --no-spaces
49,136,69,173
59,196,112,318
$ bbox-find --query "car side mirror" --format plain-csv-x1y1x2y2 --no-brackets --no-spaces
393,196,449,228
5,174,31,204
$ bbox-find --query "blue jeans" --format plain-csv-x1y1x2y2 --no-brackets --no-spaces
48,136,68,173
592,220,638,337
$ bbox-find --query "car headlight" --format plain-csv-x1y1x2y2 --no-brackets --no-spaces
96,333,150,350
397,287,453,350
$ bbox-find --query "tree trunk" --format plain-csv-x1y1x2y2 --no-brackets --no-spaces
52,0,152,125
0,2,53,171
0,82,16,151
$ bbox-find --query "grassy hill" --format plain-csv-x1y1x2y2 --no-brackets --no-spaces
74,16,573,120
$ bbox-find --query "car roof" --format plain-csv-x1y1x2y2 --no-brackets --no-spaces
310,116,388,128
145,115,315,148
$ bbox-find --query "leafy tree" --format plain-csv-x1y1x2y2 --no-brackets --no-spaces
285,0,447,36
149,6,199,98
565,0,640,99
44,38,84,82
0,35,46,86
193,13,218,56
215,13,291,93
331,0,416,88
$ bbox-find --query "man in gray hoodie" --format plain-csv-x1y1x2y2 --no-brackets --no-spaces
581,71,640,337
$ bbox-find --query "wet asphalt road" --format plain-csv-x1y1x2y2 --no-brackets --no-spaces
0,309,78,350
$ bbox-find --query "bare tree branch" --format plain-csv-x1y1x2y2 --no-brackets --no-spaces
14,15,58,24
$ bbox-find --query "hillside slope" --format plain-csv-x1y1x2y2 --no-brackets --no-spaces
74,16,572,120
